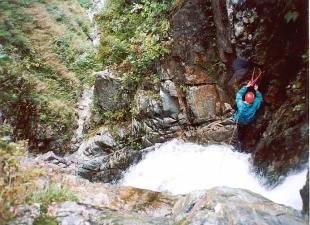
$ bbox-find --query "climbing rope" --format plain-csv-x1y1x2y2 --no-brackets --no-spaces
249,68,263,86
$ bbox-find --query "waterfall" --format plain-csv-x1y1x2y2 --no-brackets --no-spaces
73,87,94,147
120,139,308,210
87,0,107,46
73,0,106,147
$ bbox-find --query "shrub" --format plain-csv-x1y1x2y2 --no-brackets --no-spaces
97,0,173,87
93,0,174,124
0,138,41,223
29,183,78,213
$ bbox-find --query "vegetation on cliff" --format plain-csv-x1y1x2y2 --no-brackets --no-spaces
0,0,100,152
91,0,174,125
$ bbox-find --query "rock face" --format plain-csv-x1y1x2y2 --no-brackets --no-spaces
186,85,221,123
225,0,309,184
89,0,308,197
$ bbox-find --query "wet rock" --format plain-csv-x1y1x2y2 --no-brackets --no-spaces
211,0,233,62
132,90,182,147
10,201,172,225
75,127,117,161
300,171,309,216
161,80,178,97
36,151,69,167
94,70,129,111
160,89,180,118
252,96,308,184
76,146,154,183
173,187,307,225
171,0,217,68
187,119,236,145
10,154,309,225
72,86,94,150
156,57,184,81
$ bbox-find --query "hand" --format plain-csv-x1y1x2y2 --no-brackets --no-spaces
254,84,258,91
246,81,252,87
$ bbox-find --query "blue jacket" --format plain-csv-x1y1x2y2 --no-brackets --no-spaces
233,86,263,125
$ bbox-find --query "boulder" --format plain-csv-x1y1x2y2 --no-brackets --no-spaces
76,146,155,183
94,70,128,111
173,187,307,225
187,120,236,145
75,127,117,161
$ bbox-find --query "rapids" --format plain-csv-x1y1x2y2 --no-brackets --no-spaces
121,139,308,210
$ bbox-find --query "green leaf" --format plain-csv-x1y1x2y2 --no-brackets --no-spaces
284,11,299,23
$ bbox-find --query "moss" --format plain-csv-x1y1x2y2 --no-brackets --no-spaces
33,215,59,225
173,218,188,225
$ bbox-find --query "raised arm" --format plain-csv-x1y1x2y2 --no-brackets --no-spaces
252,90,263,110
236,86,248,109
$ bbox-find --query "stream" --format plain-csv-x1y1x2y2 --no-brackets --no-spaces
73,0,106,145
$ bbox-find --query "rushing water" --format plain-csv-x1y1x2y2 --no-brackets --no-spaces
121,139,308,210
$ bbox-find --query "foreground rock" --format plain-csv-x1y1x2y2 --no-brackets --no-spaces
12,154,309,225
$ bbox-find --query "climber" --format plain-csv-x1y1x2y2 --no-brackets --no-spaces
233,68,263,125
233,82,263,125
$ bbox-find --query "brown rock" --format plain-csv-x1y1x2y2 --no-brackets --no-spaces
184,65,215,85
186,85,221,123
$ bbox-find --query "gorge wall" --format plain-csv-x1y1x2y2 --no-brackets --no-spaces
90,0,308,186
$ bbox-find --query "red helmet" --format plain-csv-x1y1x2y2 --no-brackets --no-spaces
245,92,255,104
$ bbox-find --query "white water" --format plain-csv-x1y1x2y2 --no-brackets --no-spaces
87,0,107,46
74,86,94,142
121,139,308,210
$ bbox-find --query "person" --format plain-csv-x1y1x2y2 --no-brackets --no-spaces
233,82,263,125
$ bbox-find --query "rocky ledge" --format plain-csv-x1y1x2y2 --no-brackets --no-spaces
11,154,309,225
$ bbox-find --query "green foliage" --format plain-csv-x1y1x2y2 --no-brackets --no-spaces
29,183,78,213
0,137,40,223
0,1,32,55
46,5,67,22
292,103,304,112
284,10,299,23
180,84,188,93
52,35,100,85
102,110,127,122
91,0,173,129
33,215,59,225
97,0,173,90
0,55,77,151
0,0,100,152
